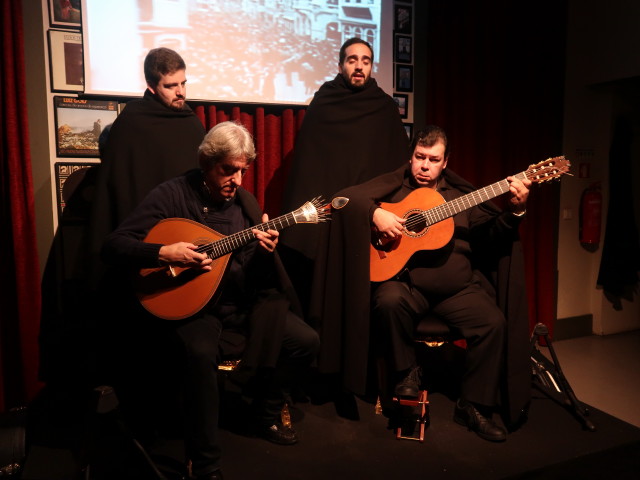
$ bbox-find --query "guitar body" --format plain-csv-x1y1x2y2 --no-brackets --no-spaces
137,218,230,320
370,188,454,282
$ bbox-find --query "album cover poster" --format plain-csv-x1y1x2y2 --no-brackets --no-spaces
54,96,118,157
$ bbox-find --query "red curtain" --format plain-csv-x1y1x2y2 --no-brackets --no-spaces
0,0,43,411
425,0,567,336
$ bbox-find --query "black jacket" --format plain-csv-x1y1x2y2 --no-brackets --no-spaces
280,74,410,259
88,89,205,285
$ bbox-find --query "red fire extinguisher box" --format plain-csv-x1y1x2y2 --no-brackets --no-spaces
580,181,602,248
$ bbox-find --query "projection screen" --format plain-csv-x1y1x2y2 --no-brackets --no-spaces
81,0,394,105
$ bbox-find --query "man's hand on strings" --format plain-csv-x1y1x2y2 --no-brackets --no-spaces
159,242,213,270
373,207,406,240
253,213,279,253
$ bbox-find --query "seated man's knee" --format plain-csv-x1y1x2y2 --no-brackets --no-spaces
302,328,320,357
372,281,411,317
482,311,506,343
489,311,507,332
285,313,320,360
184,336,219,369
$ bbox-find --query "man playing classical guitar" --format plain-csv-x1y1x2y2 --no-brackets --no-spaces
101,122,319,480
314,125,532,442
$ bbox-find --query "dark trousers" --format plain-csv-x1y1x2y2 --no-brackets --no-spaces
371,280,505,407
175,310,319,476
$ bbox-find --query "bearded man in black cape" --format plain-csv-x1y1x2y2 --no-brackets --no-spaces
39,48,206,386
88,47,206,283
279,38,410,311
67,48,207,456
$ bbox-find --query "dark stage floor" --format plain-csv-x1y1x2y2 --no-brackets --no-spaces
16,382,640,480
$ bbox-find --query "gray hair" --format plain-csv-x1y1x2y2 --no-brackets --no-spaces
198,121,256,171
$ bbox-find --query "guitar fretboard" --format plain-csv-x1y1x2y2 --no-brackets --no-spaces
422,171,527,226
196,212,299,260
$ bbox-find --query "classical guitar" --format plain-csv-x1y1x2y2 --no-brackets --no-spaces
137,196,346,320
370,156,571,282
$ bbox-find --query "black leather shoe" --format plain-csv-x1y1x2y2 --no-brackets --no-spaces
394,366,422,397
258,422,299,445
195,469,224,480
453,399,506,442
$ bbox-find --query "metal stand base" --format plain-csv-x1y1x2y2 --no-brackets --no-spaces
530,323,596,431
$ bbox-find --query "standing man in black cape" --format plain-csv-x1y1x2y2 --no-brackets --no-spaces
79,48,206,452
88,47,206,283
280,37,410,311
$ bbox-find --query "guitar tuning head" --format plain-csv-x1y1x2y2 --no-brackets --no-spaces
527,156,572,183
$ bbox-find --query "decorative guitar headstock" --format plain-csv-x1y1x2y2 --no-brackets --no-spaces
525,156,572,184
291,196,349,224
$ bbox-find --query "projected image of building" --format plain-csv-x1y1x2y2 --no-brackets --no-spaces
82,0,384,104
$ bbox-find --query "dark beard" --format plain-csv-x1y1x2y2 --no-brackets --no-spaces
342,73,371,91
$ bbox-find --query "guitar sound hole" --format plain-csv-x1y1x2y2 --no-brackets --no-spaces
404,212,427,235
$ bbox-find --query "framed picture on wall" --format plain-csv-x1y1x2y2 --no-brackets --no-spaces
48,30,84,92
54,162,98,219
393,93,409,119
54,96,118,157
48,0,82,29
395,64,413,92
394,34,412,64
403,123,413,139
394,5,412,34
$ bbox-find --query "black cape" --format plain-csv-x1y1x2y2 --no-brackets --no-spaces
311,164,531,428
280,74,410,259
88,89,205,285
39,91,204,383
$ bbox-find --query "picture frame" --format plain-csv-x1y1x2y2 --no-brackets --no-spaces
403,123,413,139
394,34,412,64
393,93,409,120
48,30,84,92
394,5,412,34
54,96,119,157
395,64,413,92
48,0,82,29
54,162,98,219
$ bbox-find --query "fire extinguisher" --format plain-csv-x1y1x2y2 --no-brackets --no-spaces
579,182,602,246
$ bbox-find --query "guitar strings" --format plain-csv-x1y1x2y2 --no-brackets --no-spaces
192,197,330,260
194,212,298,259
400,178,513,232
398,162,566,234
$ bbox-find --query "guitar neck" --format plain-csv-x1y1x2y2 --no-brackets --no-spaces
425,171,526,226
197,212,299,259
